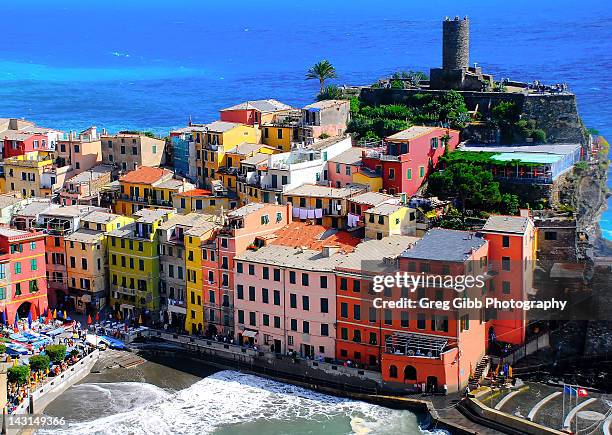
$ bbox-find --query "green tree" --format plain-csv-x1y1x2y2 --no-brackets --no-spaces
0,343,6,355
317,85,343,101
45,344,67,363
8,366,30,385
428,162,502,218
29,354,50,372
306,60,337,95
500,193,520,215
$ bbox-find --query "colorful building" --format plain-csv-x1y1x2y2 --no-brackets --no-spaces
219,99,293,127
59,164,113,206
199,203,292,337
362,126,460,195
283,184,366,229
300,100,350,144
115,166,195,216
2,152,54,198
481,215,537,345
108,208,173,319
261,110,303,151
195,121,258,186
173,189,235,215
385,228,489,393
0,227,48,324
346,191,397,231
55,127,102,175
327,147,364,188
158,213,216,330
364,204,417,240
101,133,166,174
2,131,51,158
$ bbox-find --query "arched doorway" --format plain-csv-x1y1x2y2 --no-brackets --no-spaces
404,365,417,382
389,365,398,379
17,301,32,319
426,376,438,393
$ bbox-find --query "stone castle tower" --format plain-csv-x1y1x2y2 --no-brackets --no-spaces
442,16,469,71
430,16,492,91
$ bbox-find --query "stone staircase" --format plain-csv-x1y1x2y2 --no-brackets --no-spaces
469,355,491,389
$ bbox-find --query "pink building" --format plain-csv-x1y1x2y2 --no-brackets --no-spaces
326,147,363,188
0,227,48,323
234,244,344,359
219,99,293,126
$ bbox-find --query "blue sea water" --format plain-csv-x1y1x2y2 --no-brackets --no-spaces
1,0,611,236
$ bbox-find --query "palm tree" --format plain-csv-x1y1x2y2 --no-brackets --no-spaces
306,60,337,95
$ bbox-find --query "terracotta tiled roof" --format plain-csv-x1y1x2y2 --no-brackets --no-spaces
119,167,172,184
270,222,360,253
176,188,213,197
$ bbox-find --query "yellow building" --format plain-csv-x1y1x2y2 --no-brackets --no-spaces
2,151,54,198
195,121,258,186
260,110,302,152
173,189,235,215
65,211,133,313
218,143,277,193
352,168,383,193
108,208,173,318
115,166,195,216
364,204,416,240
184,222,217,334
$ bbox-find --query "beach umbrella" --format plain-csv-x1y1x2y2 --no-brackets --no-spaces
0,311,5,326
95,312,100,322
27,312,32,330
45,309,52,325
138,315,143,325
52,309,57,319
63,310,67,320
87,314,92,325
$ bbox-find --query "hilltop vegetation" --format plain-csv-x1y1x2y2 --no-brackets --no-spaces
347,90,470,142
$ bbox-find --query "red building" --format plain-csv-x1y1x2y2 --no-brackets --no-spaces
361,126,459,195
219,99,293,126
3,132,49,158
481,214,537,346
0,227,48,324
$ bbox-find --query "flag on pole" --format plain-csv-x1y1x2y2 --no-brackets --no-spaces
577,388,588,397
564,385,579,396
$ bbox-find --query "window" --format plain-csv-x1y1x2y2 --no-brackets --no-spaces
301,273,309,286
260,215,269,225
321,324,329,336
400,311,409,327
274,316,281,328
353,305,361,320
263,314,270,326
417,313,426,330
502,256,511,271
341,328,348,340
248,264,255,275
460,314,470,332
0,264,5,279
544,231,557,240
15,283,21,296
318,297,329,313
30,241,36,250
249,312,256,326
389,365,398,378
273,268,280,281
14,262,21,274
0,287,5,300
388,168,395,179
262,288,269,304
29,280,38,293
353,280,361,292
248,286,255,301
419,166,425,177
369,307,376,323
336,163,341,174
237,310,244,324
263,267,269,280
502,236,510,248
302,295,309,311
340,278,347,291
290,319,298,331
236,262,243,274
290,293,297,308
384,309,392,325
431,137,439,149
432,315,449,332
502,281,511,294
340,302,348,318
406,168,412,180
237,285,244,300
277,129,283,139
30,259,37,271
273,290,280,305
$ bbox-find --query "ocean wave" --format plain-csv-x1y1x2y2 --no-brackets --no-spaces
39,370,439,435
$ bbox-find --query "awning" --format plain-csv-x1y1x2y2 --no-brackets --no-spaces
242,330,258,338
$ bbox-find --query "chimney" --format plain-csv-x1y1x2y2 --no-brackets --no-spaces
322,245,340,257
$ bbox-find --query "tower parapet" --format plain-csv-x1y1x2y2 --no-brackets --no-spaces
442,16,470,71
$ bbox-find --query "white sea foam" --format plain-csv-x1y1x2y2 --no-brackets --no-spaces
40,370,442,435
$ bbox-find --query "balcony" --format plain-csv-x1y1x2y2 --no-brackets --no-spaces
112,286,137,296
384,332,454,360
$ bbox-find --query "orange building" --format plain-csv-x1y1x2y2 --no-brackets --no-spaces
481,214,537,346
